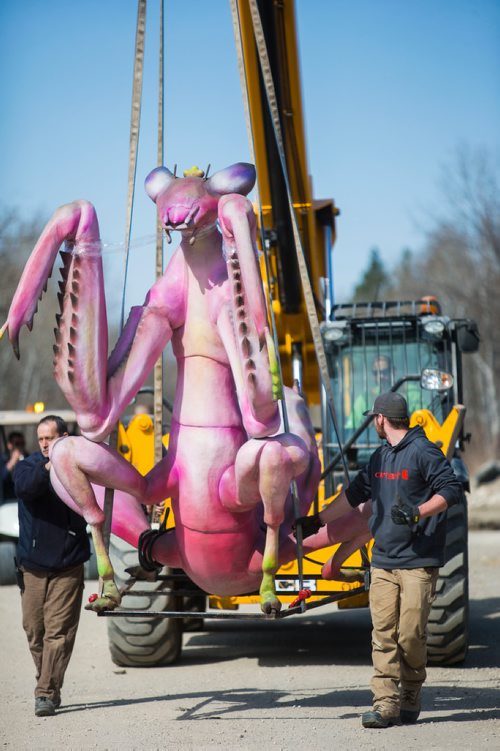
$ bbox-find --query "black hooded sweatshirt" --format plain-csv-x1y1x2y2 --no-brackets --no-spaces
345,426,463,568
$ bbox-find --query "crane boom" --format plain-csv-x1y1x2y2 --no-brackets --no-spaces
232,0,339,406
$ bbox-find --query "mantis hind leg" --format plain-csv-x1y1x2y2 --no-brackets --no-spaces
232,435,310,615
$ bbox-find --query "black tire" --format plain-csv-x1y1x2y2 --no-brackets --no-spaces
427,493,469,665
107,535,183,667
0,541,17,585
181,580,207,632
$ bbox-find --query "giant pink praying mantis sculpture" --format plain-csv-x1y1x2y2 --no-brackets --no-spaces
2,162,371,614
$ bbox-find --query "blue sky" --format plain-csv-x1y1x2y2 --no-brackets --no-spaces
1,0,499,309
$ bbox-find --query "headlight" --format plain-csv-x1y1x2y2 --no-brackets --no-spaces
324,327,344,342
322,322,348,343
423,318,445,336
421,368,453,391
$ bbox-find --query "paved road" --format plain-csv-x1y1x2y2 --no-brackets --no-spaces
0,531,499,750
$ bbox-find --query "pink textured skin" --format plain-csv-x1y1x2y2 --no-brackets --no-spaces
2,163,369,611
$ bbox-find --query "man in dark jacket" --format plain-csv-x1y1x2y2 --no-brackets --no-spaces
295,392,462,729
14,415,90,717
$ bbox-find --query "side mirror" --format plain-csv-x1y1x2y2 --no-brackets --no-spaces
456,320,480,354
421,368,453,392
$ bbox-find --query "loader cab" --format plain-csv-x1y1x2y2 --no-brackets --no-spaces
320,299,479,495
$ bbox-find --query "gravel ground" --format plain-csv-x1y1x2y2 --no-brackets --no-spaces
0,530,499,750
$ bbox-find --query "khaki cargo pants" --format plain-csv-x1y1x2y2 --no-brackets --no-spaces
21,564,84,701
369,566,439,714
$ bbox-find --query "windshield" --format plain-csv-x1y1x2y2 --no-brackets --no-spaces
323,318,454,469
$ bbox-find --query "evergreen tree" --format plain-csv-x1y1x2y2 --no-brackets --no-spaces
352,247,390,301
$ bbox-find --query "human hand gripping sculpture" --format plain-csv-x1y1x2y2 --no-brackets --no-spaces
2,162,342,614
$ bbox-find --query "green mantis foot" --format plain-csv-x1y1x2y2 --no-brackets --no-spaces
260,573,281,616
85,579,121,612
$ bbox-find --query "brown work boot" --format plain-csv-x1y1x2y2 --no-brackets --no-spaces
400,685,422,724
362,705,401,728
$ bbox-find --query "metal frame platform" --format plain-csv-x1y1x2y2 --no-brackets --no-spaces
96,569,370,620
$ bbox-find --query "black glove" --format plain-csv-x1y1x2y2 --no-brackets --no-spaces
293,513,324,540
391,503,420,527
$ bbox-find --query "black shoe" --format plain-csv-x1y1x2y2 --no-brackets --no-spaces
400,708,420,723
400,686,421,724
53,695,61,709
362,707,401,728
35,697,56,717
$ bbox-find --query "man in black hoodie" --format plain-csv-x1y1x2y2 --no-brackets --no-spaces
295,392,462,729
14,415,90,718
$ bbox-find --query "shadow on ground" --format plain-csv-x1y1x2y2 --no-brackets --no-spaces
465,596,500,669
182,606,373,667
177,594,500,670
56,682,500,724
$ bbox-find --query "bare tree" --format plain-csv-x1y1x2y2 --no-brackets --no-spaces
392,146,500,460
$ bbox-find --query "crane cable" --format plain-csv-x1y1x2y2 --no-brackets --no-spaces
152,0,165,522
103,0,147,554
120,0,147,333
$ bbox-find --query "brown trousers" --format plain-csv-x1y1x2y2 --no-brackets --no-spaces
21,564,84,700
369,566,439,713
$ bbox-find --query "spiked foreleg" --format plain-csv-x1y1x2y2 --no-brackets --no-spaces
53,246,109,423
53,238,173,439
2,199,174,440
217,194,280,438
54,244,173,440
1,200,101,358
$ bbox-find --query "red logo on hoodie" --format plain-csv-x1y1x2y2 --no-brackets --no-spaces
375,469,409,480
